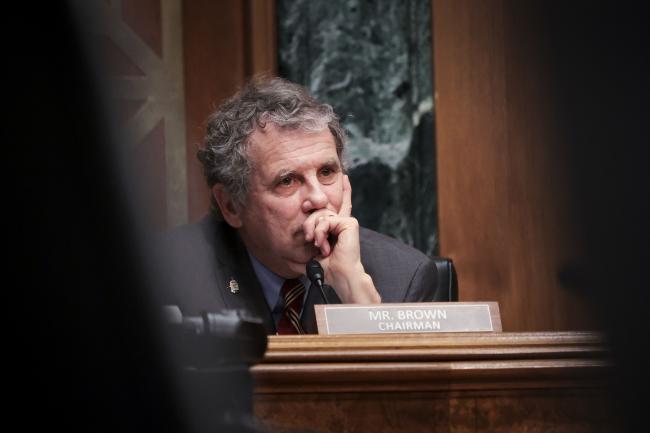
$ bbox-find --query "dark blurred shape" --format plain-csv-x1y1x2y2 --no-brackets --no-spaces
162,307,267,433
8,2,265,432
162,307,267,368
545,2,649,432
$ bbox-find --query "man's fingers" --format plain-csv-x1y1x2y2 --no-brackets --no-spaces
339,175,353,218
303,210,326,241
313,216,335,256
303,208,339,242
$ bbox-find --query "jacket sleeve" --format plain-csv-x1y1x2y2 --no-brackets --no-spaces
402,258,445,302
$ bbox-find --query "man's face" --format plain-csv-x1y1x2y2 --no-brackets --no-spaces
232,125,344,278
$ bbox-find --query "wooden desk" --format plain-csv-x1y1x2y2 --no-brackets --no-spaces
252,332,618,432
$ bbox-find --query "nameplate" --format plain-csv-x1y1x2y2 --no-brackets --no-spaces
315,302,501,335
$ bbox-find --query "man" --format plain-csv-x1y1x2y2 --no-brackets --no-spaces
161,77,445,334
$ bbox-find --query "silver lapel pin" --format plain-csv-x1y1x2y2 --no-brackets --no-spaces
228,278,240,294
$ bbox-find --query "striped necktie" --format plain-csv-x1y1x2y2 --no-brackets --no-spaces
276,278,306,334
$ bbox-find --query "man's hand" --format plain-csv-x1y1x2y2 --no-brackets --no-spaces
303,175,381,304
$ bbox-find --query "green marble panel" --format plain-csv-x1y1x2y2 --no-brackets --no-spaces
278,0,438,255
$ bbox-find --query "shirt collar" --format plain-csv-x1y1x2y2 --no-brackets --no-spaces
247,252,310,310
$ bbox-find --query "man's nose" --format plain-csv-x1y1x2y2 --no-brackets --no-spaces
302,180,329,213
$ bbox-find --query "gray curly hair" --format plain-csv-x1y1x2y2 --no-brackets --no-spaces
197,76,347,217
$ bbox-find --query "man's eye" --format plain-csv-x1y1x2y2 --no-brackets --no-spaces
278,177,293,187
320,167,333,176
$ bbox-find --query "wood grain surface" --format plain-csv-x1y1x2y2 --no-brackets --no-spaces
432,0,595,332
252,332,618,432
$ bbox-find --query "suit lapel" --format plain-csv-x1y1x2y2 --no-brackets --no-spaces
208,216,276,334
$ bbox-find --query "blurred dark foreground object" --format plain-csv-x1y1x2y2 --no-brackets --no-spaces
162,307,268,433
7,2,268,432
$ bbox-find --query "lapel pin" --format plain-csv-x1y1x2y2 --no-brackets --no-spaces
228,278,240,294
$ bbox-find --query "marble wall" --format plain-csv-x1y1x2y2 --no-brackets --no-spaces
278,0,438,255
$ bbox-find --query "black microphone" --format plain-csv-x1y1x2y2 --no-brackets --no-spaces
306,259,328,304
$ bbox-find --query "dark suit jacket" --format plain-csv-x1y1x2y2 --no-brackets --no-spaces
158,214,445,334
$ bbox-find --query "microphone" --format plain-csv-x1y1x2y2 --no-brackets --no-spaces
306,259,328,304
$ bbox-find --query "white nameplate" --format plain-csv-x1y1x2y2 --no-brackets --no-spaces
315,302,501,335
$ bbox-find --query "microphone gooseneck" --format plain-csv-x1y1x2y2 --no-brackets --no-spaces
306,259,328,304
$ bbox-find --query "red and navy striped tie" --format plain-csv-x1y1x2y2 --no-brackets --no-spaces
276,279,306,335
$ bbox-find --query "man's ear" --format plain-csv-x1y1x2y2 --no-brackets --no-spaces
212,184,243,228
